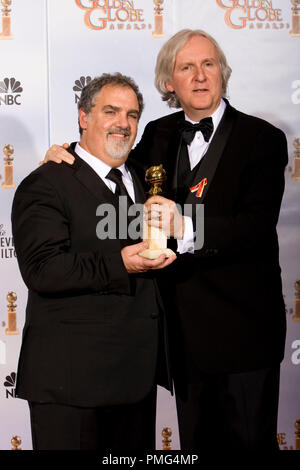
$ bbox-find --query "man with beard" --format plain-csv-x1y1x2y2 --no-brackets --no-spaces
11,73,175,451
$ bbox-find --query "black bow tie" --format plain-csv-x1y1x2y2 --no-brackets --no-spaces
179,117,214,145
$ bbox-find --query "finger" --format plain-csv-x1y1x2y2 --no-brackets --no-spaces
148,218,162,228
127,241,149,255
141,254,168,269
147,209,161,220
147,195,169,204
144,196,169,208
50,156,64,164
152,254,177,270
62,143,70,149
56,147,74,164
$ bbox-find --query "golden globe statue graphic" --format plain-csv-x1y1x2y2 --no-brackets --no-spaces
2,144,15,189
5,292,19,335
291,138,300,180
0,0,13,40
290,0,300,37
152,0,164,38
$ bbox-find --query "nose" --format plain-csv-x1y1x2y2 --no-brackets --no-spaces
194,65,206,82
117,112,130,130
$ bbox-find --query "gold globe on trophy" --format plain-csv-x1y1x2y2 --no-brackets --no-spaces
139,165,175,260
11,435,22,450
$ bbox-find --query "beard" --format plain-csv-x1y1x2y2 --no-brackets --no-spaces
105,127,131,160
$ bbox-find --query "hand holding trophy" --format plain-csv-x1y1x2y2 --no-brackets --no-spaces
139,165,176,260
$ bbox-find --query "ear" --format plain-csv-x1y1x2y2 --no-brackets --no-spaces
78,109,88,132
165,81,175,93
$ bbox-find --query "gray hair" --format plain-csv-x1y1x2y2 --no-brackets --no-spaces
78,72,144,135
155,29,232,109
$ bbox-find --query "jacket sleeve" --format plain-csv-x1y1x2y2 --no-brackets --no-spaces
11,171,131,296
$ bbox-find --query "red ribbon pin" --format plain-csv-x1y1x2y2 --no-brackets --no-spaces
189,178,207,198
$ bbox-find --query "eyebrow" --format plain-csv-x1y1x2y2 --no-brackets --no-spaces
102,105,139,115
177,57,217,65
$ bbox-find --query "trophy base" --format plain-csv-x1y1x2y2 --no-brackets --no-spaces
290,32,300,37
1,183,15,189
292,175,300,180
152,33,164,38
0,34,13,40
139,248,175,260
5,329,19,335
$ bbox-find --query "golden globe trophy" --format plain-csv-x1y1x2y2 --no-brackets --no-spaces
152,0,164,38
11,436,22,450
5,292,19,335
0,0,13,40
2,144,15,189
293,281,300,322
162,427,172,450
139,165,175,260
291,138,300,180
290,0,300,37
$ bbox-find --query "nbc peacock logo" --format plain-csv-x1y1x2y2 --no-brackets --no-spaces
73,76,92,103
0,78,23,106
4,371,16,398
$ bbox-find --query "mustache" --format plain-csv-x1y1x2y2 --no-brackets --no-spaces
106,127,131,137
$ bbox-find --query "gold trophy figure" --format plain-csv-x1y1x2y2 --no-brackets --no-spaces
11,436,22,450
5,292,19,335
0,0,13,40
2,144,15,189
162,427,172,450
293,281,300,322
290,0,300,37
152,0,164,38
292,138,300,180
139,165,175,260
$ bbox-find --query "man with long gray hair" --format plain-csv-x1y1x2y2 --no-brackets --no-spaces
44,29,287,451
138,29,287,451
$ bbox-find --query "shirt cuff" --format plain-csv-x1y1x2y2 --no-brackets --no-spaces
177,216,194,254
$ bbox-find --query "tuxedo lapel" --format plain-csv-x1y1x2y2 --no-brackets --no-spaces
66,146,118,207
128,164,146,204
185,102,236,205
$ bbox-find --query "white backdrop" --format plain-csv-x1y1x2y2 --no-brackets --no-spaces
0,0,299,451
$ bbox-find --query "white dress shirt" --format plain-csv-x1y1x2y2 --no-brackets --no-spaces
75,143,135,202
178,99,226,254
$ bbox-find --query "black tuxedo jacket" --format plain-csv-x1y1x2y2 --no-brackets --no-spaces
12,146,170,407
129,101,288,382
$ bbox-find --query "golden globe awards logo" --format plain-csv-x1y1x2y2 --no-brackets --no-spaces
75,0,152,32
216,0,289,31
